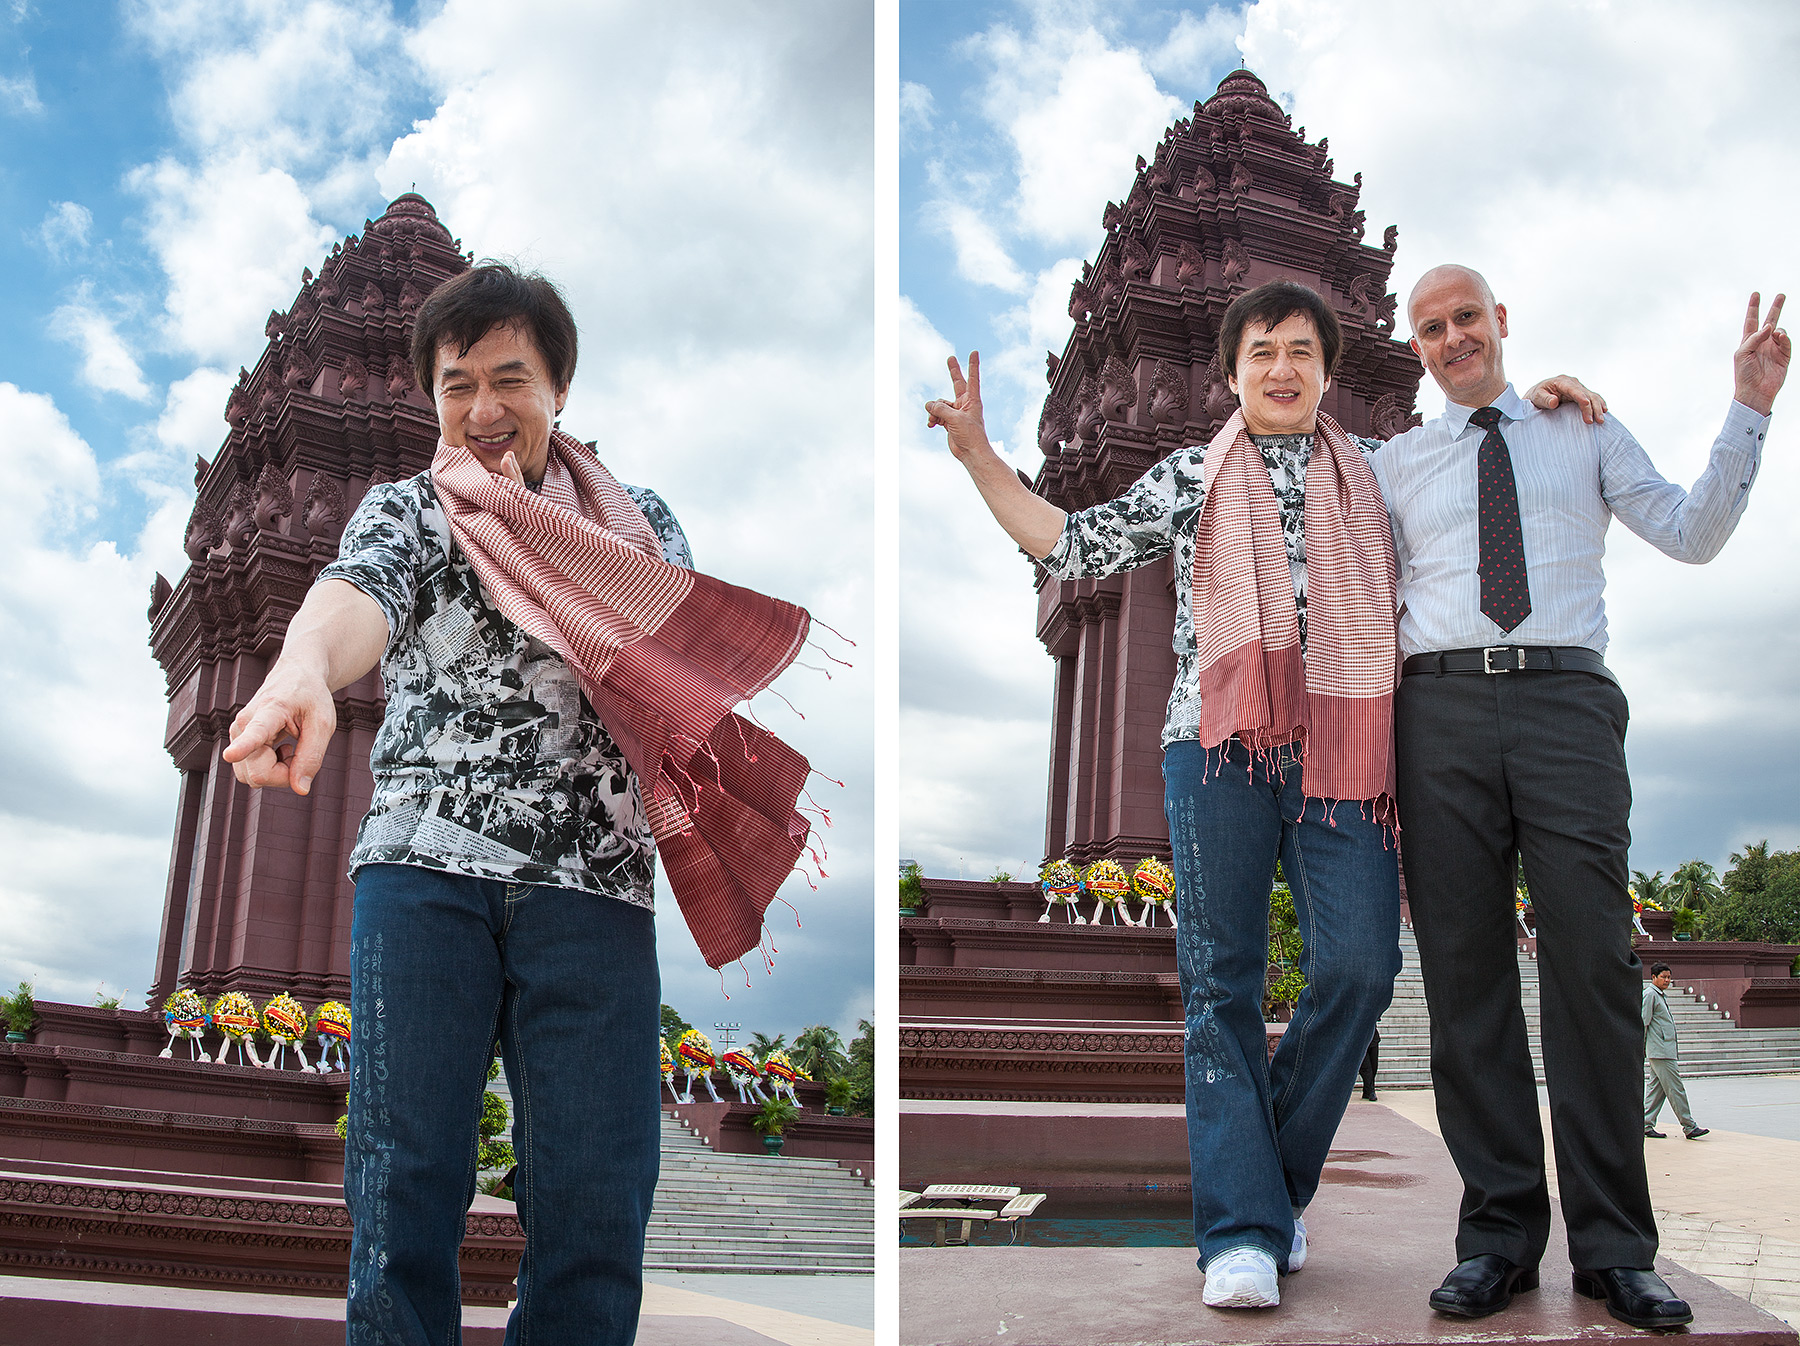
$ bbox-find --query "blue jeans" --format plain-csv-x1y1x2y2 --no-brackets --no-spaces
345,864,661,1345
1164,739,1400,1273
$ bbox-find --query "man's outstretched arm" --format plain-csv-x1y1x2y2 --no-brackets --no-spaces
926,352,1067,560
222,578,389,795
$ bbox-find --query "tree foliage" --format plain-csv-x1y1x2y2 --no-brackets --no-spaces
1631,868,1669,908
659,1003,692,1042
792,1024,848,1082
1703,842,1800,944
843,1018,874,1116
1668,859,1723,912
1264,882,1306,1020
899,861,926,910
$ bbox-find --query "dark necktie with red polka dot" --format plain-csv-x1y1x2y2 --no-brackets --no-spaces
1470,406,1531,633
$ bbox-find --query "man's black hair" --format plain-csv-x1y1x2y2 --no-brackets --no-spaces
1219,279,1343,379
1650,962,1672,977
411,262,578,394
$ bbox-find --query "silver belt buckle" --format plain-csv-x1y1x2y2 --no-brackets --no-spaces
1483,646,1522,674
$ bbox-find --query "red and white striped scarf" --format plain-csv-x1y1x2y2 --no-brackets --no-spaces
1192,409,1398,820
431,429,812,969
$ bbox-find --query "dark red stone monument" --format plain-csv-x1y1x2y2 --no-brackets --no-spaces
1033,69,1422,868
147,192,470,1008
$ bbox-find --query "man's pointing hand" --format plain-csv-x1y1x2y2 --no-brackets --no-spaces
222,661,337,795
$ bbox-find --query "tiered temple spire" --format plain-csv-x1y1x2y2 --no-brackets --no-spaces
146,193,471,1007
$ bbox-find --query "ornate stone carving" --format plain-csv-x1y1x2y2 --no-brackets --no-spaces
1148,360,1189,426
1221,238,1248,290
1146,151,1173,195
1186,162,1216,196
148,573,172,621
1349,274,1398,333
264,311,285,341
224,371,252,429
398,279,424,313
253,464,294,532
1384,224,1399,253
1093,256,1122,310
1037,392,1076,456
193,455,211,488
1045,351,1060,384
1230,161,1253,194
1119,234,1150,285
281,347,310,390
1099,355,1137,422
338,354,368,399
1125,180,1149,216
222,481,256,548
361,279,384,311
182,500,223,562
1175,240,1205,288
1202,347,1237,423
1371,392,1423,441
1328,190,1357,222
300,475,344,536
385,354,414,400
1101,201,1123,232
1067,275,1092,323
1073,374,1102,444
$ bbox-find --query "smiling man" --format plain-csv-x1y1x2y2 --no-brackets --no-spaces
1373,263,1789,1330
222,263,762,1344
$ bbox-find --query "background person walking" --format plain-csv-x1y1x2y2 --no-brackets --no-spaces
1644,963,1709,1140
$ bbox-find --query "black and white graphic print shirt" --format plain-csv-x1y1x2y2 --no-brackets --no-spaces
319,470,693,908
1041,432,1380,746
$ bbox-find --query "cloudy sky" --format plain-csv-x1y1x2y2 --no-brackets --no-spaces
0,0,873,1041
899,0,1800,886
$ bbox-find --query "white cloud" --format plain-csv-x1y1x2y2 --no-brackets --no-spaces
0,69,39,115
0,385,177,1002
900,79,935,146
127,153,334,363
36,201,91,260
47,284,153,402
927,200,1032,294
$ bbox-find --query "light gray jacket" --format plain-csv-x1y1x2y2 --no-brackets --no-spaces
1643,983,1680,1061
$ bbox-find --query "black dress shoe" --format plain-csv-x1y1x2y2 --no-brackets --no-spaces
1685,1127,1709,1139
1645,1128,1666,1138
1429,1254,1540,1318
1572,1266,1693,1329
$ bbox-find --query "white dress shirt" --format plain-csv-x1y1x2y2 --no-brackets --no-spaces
1371,384,1768,658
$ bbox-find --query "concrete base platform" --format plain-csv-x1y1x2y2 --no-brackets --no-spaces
0,1275,787,1345
900,1106,1799,1346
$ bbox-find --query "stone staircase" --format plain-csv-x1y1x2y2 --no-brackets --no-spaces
1374,924,1800,1087
645,1111,873,1274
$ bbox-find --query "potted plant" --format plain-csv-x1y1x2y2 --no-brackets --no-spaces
3,982,38,1043
1670,906,1700,940
824,1076,853,1116
750,1097,800,1155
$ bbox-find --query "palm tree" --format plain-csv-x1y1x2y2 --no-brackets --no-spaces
748,1032,788,1059
1630,869,1668,908
792,1024,848,1082
1667,859,1722,912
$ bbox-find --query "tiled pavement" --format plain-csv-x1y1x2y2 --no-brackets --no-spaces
1376,1077,1800,1329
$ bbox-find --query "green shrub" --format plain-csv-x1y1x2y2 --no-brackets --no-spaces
899,862,926,910
1705,843,1800,944
1,983,37,1035
750,1097,800,1136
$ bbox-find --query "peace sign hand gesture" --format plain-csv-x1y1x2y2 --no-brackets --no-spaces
925,353,993,463
1733,291,1790,416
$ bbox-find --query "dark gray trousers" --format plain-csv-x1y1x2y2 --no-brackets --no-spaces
1395,668,1656,1271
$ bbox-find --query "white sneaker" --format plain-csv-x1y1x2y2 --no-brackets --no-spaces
1289,1214,1307,1272
1202,1246,1280,1308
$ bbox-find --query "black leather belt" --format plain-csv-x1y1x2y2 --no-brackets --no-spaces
1402,646,1616,683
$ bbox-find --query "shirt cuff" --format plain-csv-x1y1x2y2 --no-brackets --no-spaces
1038,516,1081,578
1725,398,1771,449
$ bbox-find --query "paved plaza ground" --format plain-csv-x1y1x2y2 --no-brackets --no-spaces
1378,1072,1800,1329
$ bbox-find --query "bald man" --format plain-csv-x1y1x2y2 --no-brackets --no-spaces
1371,265,1789,1329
